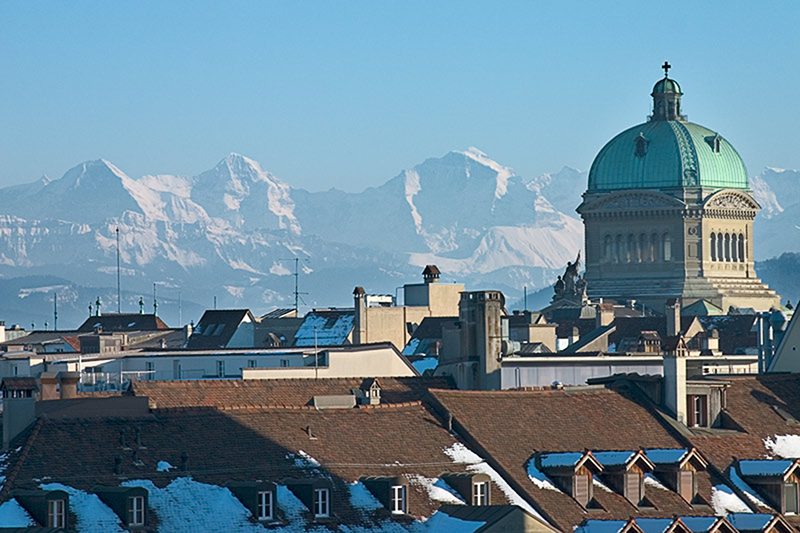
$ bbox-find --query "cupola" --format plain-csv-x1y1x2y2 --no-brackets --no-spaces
651,62,686,121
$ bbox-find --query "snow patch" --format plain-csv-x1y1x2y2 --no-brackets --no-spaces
643,473,669,491
526,460,561,491
728,467,768,508
459,147,514,200
404,169,424,232
157,460,174,472
711,484,752,515
348,481,383,511
420,510,484,532
0,499,34,527
764,434,800,458
406,475,465,505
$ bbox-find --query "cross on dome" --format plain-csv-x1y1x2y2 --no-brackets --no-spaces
662,61,671,77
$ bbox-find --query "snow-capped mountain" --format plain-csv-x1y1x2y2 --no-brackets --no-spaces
0,149,584,326
752,167,800,260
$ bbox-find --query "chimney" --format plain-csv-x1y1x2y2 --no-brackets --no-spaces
1,378,37,449
353,287,367,345
666,298,681,337
422,265,440,284
596,303,614,328
570,326,580,346
663,336,688,425
57,371,80,399
0,321,6,343
180,451,188,471
703,329,719,354
183,323,193,344
39,372,59,401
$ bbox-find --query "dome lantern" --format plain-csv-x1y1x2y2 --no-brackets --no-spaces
651,62,685,121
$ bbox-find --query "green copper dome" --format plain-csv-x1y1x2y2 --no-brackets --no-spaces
652,77,682,95
588,121,748,191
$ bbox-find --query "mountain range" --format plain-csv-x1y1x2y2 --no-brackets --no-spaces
0,149,585,327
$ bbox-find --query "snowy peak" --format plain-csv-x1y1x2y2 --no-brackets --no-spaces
457,147,515,199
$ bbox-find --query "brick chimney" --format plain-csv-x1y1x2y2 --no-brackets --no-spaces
57,371,80,399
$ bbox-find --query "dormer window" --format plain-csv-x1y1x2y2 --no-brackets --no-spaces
688,395,708,427
635,134,648,158
391,485,406,514
441,473,491,506
48,499,66,528
535,451,604,508
739,459,800,515
594,450,655,507
644,448,708,506
706,134,721,153
314,488,330,518
472,481,489,506
785,482,799,514
257,490,273,521
129,495,145,526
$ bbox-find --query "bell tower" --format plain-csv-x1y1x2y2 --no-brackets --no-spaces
650,61,685,121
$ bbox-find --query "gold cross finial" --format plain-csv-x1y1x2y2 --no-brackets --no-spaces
662,61,671,77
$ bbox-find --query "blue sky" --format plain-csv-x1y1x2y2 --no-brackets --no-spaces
1,1,798,191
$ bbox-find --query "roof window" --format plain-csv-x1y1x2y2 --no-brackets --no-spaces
440,473,492,506
226,481,277,522
634,133,648,158
737,459,800,514
593,450,655,507
360,476,409,514
535,451,604,508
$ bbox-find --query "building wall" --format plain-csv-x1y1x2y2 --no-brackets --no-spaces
242,346,416,379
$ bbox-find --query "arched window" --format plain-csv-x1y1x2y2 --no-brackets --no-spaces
639,234,647,262
710,233,717,261
627,235,635,264
739,233,745,262
615,235,623,264
651,233,660,262
717,233,724,262
731,234,738,262
635,134,648,158
663,233,671,262
603,235,612,263
725,233,731,262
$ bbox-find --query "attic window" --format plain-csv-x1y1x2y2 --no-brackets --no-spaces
785,482,799,514
634,134,648,158
257,490,273,521
390,485,406,514
472,481,489,506
129,495,145,526
688,395,708,427
314,488,330,518
48,499,66,528
705,134,721,153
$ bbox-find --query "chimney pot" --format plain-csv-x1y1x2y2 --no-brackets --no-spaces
114,456,122,475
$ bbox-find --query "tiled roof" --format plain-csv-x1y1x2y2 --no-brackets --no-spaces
76,314,169,332
430,387,722,531
129,377,453,409
4,403,516,529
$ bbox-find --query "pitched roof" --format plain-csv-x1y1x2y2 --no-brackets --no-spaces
129,376,453,409
429,387,722,531
186,309,253,349
76,314,169,332
293,309,354,347
2,402,522,529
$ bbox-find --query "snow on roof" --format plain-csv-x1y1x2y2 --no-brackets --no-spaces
726,513,774,531
763,434,800,459
738,459,793,477
406,474,465,505
728,466,768,508
294,312,354,346
526,458,561,491
123,477,265,532
442,442,547,522
402,338,421,356
574,519,629,533
0,498,34,527
156,460,174,472
348,481,384,511
422,509,485,532
680,516,719,532
40,483,126,533
710,484,751,516
539,451,583,468
644,448,688,465
593,450,635,466
643,473,669,491
287,450,321,469
635,518,674,533
412,356,438,374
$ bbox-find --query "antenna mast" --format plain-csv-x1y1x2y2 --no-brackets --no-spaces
53,293,58,331
116,227,121,313
153,283,158,317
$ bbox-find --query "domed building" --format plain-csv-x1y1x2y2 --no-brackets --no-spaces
577,64,779,312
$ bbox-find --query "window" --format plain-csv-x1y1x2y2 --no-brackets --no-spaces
625,473,642,504
216,360,225,377
573,474,592,506
314,488,329,517
145,361,155,380
472,481,489,506
679,470,696,502
710,233,717,261
257,490,273,520
48,499,66,528
724,233,731,262
280,359,290,368
129,495,145,526
731,234,739,262
663,233,671,262
738,234,745,262
390,485,406,514
635,135,648,158
785,482,799,514
247,359,257,368
688,395,708,427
